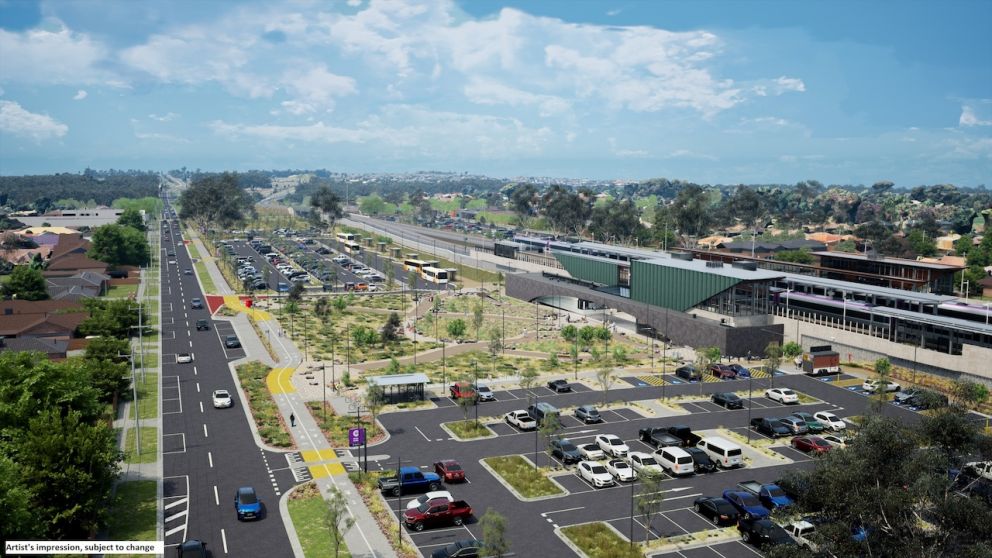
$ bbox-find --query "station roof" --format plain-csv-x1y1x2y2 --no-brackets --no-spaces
814,251,964,270
776,273,957,305
367,373,430,386
640,254,784,281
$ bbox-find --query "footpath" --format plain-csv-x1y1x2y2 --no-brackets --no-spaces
189,231,398,558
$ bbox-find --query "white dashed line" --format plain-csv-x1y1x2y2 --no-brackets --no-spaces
213,485,219,505
203,424,208,438
199,401,204,414
208,451,213,468
221,528,228,554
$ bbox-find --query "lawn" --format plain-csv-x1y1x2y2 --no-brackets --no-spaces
288,482,352,558
124,426,158,464
561,522,642,558
483,455,563,498
107,480,157,553
236,362,294,448
106,284,139,298
135,371,158,420
444,419,493,440
306,401,382,446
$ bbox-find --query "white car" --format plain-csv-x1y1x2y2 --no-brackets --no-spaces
177,353,193,364
785,520,820,552
862,379,901,393
628,452,665,477
765,388,799,404
820,434,849,449
605,459,637,482
813,411,847,431
595,434,630,458
577,461,615,488
405,490,453,510
212,389,232,408
578,443,605,461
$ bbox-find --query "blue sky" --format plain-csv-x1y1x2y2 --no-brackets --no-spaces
0,0,989,186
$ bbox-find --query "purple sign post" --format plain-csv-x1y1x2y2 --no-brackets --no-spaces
349,427,366,448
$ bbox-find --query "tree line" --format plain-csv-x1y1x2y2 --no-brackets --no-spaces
0,170,160,211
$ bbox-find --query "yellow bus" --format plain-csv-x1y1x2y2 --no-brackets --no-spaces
421,266,449,284
403,258,439,273
342,241,361,254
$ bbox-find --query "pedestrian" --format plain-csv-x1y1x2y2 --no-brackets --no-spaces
290,413,296,427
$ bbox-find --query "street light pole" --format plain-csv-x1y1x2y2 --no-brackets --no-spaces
747,373,753,443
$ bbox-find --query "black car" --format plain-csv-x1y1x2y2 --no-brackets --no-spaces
550,438,583,464
684,447,717,473
751,417,791,438
547,379,572,393
190,298,204,309
712,392,744,409
195,319,209,331
693,496,740,526
675,365,702,382
738,517,797,548
225,335,241,349
176,539,207,558
431,539,483,558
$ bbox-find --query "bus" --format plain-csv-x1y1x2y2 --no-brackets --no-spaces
421,266,449,284
336,232,356,242
342,241,361,255
403,258,439,273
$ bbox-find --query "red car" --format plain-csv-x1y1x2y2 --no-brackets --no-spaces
709,364,737,379
791,436,832,455
434,460,466,483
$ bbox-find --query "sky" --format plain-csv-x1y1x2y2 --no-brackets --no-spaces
0,0,989,186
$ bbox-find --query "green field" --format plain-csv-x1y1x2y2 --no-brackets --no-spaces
135,371,158,420
124,426,158,464
107,481,157,547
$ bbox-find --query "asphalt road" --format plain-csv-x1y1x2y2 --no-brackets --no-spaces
160,197,298,557
368,369,924,557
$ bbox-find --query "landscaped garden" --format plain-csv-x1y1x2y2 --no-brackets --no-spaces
560,523,642,558
236,361,293,448
482,455,564,498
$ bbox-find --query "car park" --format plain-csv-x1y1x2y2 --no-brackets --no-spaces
711,392,744,409
765,387,799,404
547,379,572,392
628,452,665,476
550,438,583,464
595,434,629,457
722,490,770,520
577,461,614,488
863,378,901,393
813,411,847,431
605,459,636,482
234,486,261,520
177,353,193,364
405,490,453,510
791,411,826,433
434,460,465,483
791,436,832,455
574,404,602,423
212,389,232,408
693,496,740,526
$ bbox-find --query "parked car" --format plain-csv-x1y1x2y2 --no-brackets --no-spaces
430,539,484,558
595,434,630,458
750,417,791,438
405,491,453,510
722,490,770,519
605,459,637,482
378,467,442,496
403,498,472,531
813,411,847,431
195,319,210,331
738,517,797,548
737,480,794,509
784,520,820,552
728,363,752,378
791,436,832,455
449,382,477,401
684,447,717,473
433,460,465,483
675,365,702,382
177,353,193,364
765,388,799,404
190,298,203,309
212,389,232,408
225,335,241,348
863,378,901,393
234,486,261,520
578,443,605,461
893,388,922,404
504,410,537,431
551,438,583,464
821,434,850,449
779,416,809,435
710,364,737,379
639,427,683,448
475,385,495,402
574,405,603,423
666,425,702,447
628,452,665,477
791,412,826,433
547,379,572,392
577,461,614,488
693,496,740,526
711,392,744,409
176,539,207,558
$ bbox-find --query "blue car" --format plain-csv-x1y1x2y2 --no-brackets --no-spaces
235,486,261,520
722,490,770,520
728,364,751,378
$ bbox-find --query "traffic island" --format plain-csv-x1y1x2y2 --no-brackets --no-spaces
645,526,738,554
480,455,566,500
441,419,495,440
305,401,383,446
237,361,295,448
559,522,642,558
287,482,352,558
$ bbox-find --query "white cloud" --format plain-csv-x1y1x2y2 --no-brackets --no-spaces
73,90,88,100
0,21,111,85
279,65,357,114
959,105,992,127
665,149,717,161
134,131,190,143
463,77,570,116
347,0,363,6
0,100,68,141
149,112,179,122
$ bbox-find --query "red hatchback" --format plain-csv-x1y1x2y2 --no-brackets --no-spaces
791,436,832,455
434,460,466,483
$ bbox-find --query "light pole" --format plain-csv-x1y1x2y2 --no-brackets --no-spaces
746,373,754,443
629,475,636,549
473,360,479,425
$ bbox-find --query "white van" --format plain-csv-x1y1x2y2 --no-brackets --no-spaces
654,446,695,476
696,436,744,469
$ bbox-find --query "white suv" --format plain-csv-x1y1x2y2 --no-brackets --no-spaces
862,378,901,393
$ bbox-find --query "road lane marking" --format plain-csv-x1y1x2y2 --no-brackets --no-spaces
163,497,188,510
541,506,584,516
221,528,228,554
193,365,197,376
196,382,200,393
203,424,208,438
208,451,213,468
414,426,431,442
199,401,204,413
214,485,219,505
164,509,187,523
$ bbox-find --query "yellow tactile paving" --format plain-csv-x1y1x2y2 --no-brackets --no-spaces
266,367,296,394
300,448,338,462
636,375,667,386
702,374,722,383
222,295,273,321
749,370,771,379
308,462,347,478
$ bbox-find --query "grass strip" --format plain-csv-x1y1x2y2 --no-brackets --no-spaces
483,455,563,498
194,260,217,293
561,522,642,558
106,284,139,298
124,426,158,464
236,361,294,448
288,482,352,558
306,401,382,446
444,420,493,440
347,472,421,558
135,371,158,420
107,480,157,555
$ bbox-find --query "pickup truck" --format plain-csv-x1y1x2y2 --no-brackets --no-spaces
964,461,992,481
378,466,442,497
638,427,683,448
750,417,791,438
505,410,537,431
402,498,472,532
449,382,477,401
737,480,794,509
666,425,703,447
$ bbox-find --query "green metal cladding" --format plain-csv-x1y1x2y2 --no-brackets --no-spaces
556,252,619,286
630,260,741,312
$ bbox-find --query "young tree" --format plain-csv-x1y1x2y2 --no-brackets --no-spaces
381,312,401,345
3,265,48,300
636,472,665,542
954,380,990,410
782,341,803,361
324,485,355,558
287,282,305,301
332,296,349,313
764,341,783,386
488,327,502,375
520,366,539,405
596,360,615,406
446,318,467,341
539,412,562,466
561,324,578,343
456,392,475,424
385,263,396,290
578,325,597,351
472,300,485,341
364,385,385,436
479,508,510,558
873,357,893,412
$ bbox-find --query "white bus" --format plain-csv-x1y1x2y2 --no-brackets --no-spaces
403,258,439,273
342,241,361,255
336,232,356,243
421,266,449,284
